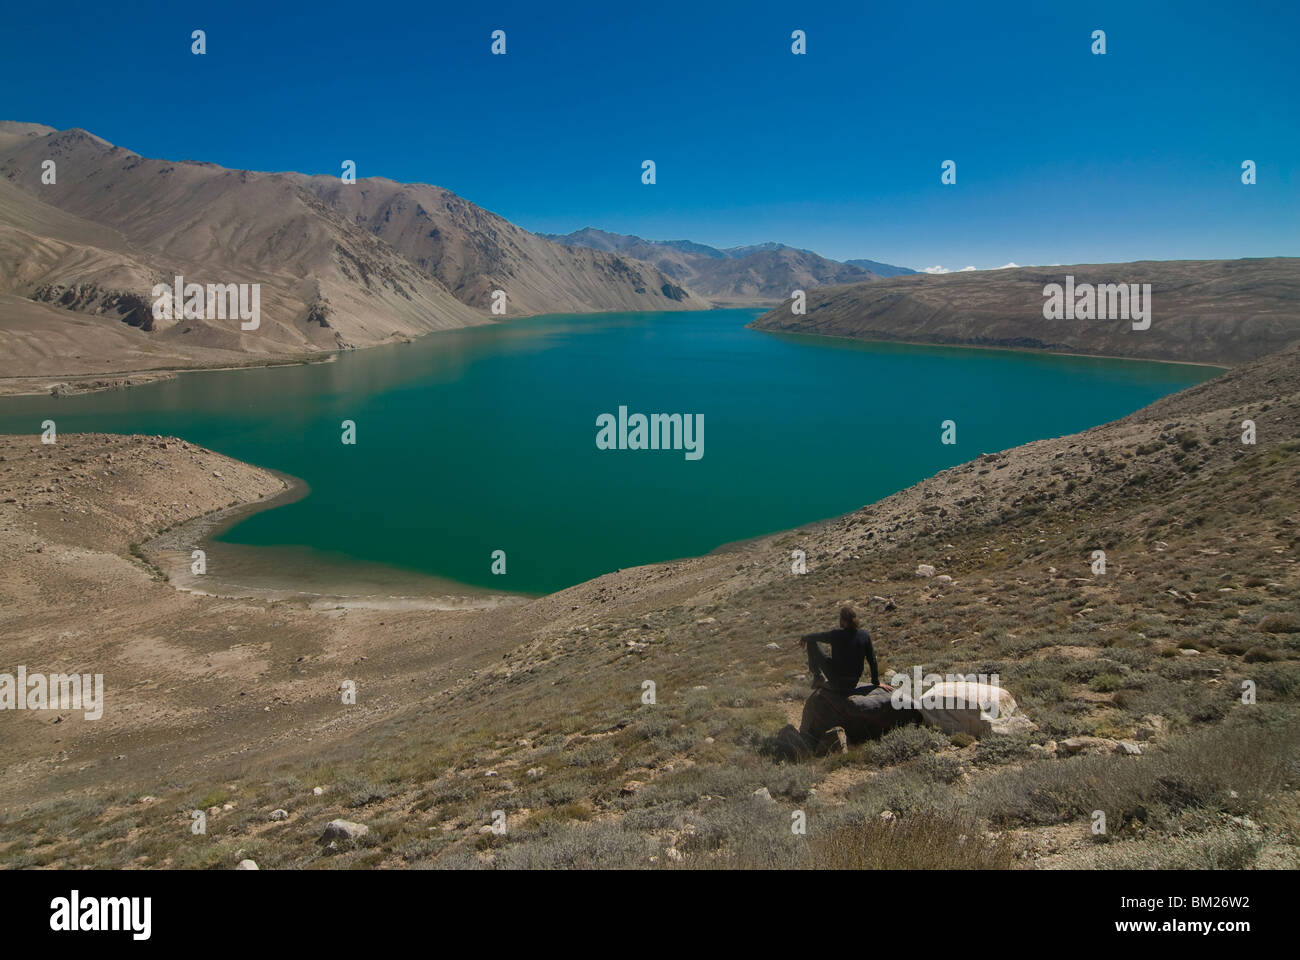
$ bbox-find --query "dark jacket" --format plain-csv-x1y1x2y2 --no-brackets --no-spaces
803,627,879,692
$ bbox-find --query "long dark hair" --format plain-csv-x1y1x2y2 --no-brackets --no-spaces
839,605,859,632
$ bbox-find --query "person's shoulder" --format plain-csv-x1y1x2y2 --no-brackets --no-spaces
856,628,872,642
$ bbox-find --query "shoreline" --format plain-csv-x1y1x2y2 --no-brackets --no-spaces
748,324,1236,370
3,313,1232,607
142,465,532,611
0,353,341,398
2,307,1234,399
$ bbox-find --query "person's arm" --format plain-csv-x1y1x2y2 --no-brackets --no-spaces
795,632,837,647
863,632,879,687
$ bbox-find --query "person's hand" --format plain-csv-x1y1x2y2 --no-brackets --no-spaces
795,636,807,648
878,683,894,693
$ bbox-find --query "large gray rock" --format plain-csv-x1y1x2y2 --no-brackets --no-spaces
320,819,369,841
916,681,1019,738
799,686,922,743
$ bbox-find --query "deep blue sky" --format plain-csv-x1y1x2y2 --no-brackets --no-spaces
5,0,1297,269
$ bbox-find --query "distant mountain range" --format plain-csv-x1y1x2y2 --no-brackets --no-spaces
0,123,707,378
541,227,914,303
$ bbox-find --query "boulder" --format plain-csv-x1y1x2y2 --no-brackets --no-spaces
915,681,1018,738
1058,736,1119,757
989,714,1037,736
235,859,259,870
916,564,936,577
799,685,922,744
320,819,369,842
1135,714,1169,741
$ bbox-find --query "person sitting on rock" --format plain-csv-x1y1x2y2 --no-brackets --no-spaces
797,605,886,695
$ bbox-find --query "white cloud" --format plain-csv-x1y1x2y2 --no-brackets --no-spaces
996,262,1021,269
923,262,1018,274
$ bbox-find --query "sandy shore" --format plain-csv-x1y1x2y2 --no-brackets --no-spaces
0,354,340,398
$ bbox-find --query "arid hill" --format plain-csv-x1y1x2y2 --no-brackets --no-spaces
751,259,1300,365
1,340,1295,869
542,227,895,304
0,123,706,382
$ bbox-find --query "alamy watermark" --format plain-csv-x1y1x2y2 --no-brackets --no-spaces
151,275,260,330
50,890,150,940
0,667,103,719
888,667,1003,716
596,406,703,460
1043,275,1151,330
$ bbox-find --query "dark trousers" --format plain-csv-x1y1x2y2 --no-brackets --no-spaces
806,641,857,694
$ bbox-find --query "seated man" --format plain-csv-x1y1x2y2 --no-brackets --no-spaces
777,606,917,753
797,605,883,695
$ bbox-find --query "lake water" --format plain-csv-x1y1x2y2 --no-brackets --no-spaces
0,309,1218,597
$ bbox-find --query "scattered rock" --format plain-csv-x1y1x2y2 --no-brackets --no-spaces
320,819,369,841
1135,714,1169,741
1058,736,1119,757
916,564,936,577
752,786,774,803
235,859,259,870
269,809,289,821
989,714,1037,736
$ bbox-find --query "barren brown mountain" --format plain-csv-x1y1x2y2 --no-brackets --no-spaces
544,227,887,304
0,122,706,385
752,259,1300,365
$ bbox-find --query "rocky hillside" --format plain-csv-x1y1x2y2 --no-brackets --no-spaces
0,123,705,381
542,227,899,304
752,258,1300,365
1,342,1295,869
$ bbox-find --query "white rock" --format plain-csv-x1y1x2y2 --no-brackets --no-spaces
320,819,369,841
916,681,1019,738
269,809,289,821
916,564,936,577
235,859,259,870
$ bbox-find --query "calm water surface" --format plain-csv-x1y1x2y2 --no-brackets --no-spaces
0,309,1218,595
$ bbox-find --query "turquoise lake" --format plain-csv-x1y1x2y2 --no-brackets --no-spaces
0,309,1218,596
